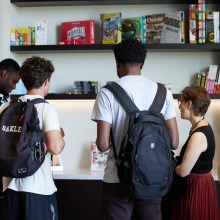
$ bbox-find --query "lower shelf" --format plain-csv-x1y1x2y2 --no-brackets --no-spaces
10,93,220,100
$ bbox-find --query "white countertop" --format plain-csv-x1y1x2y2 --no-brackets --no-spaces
52,168,219,181
52,168,104,180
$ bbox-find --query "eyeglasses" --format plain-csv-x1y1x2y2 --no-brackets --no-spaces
178,99,191,106
178,99,182,106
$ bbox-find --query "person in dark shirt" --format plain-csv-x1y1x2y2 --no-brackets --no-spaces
0,58,20,219
0,58,20,105
172,85,219,220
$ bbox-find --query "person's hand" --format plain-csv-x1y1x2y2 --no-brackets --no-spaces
60,127,65,137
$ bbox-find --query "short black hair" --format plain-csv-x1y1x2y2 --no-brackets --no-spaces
19,56,55,90
0,58,20,73
113,39,147,65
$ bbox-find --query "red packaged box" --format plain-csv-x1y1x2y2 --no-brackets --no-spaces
61,20,95,44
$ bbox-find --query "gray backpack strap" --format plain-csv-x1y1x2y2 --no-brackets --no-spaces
104,82,138,114
149,83,167,113
104,82,166,114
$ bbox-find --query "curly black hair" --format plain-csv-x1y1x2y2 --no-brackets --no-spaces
113,39,147,65
0,58,20,73
19,56,55,90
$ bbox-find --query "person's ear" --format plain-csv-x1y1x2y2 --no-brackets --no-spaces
140,62,145,70
188,100,193,109
0,70,9,79
43,79,48,86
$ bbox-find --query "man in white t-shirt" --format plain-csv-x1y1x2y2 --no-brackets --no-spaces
0,56,65,220
91,39,179,220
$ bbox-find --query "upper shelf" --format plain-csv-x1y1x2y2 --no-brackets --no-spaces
10,43,220,53
10,0,217,7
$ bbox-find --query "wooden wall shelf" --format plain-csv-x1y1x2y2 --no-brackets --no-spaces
10,43,220,53
10,93,220,100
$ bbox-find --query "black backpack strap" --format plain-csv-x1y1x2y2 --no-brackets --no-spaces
10,98,48,104
149,83,167,113
110,129,118,161
29,98,48,104
104,82,139,114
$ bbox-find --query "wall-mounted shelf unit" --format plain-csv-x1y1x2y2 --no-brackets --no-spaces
10,93,220,100
10,0,217,7
10,43,220,53
10,93,97,100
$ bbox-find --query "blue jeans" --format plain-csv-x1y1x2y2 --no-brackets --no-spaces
101,181,162,220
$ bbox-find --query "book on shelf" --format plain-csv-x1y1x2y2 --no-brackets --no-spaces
100,12,122,44
35,20,48,45
197,71,207,88
91,141,109,172
209,65,219,93
121,16,146,43
189,4,198,44
198,0,206,43
197,65,219,93
205,12,220,43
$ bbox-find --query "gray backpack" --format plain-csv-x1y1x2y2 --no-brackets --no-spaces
105,82,176,199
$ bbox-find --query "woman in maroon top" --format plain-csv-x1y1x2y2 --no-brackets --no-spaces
172,86,219,220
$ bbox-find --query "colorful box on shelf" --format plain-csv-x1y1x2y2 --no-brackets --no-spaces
100,12,122,44
61,20,95,44
121,16,146,43
73,81,99,95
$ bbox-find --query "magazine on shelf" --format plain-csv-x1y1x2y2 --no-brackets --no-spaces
51,154,63,172
160,11,185,44
91,141,109,171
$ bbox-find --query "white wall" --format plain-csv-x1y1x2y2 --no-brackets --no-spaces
2,1,220,173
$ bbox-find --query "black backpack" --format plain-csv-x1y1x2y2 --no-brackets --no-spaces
0,98,48,178
104,82,176,199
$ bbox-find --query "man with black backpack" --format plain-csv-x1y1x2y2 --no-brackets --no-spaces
91,39,179,220
0,58,20,219
0,56,65,220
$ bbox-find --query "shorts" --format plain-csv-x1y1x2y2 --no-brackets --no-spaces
1,189,58,220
